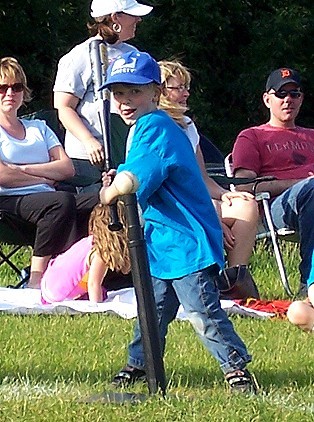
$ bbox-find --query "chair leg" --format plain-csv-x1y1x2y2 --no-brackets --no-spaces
0,246,31,288
0,247,23,278
261,198,294,297
7,273,30,289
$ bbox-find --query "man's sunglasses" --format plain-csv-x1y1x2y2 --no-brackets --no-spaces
0,83,24,94
270,89,302,99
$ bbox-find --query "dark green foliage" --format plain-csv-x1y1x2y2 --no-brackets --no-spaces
0,1,89,111
0,0,313,152
136,0,314,151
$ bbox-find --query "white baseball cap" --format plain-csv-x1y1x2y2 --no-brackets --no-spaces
90,0,153,18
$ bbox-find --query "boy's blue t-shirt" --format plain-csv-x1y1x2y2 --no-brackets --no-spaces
118,110,224,280
307,250,314,288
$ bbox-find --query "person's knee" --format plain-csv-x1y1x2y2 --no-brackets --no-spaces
287,301,304,324
243,198,259,222
221,197,258,223
287,301,313,330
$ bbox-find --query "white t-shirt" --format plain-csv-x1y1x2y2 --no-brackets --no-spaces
125,124,136,156
0,119,60,195
53,37,137,160
183,116,200,152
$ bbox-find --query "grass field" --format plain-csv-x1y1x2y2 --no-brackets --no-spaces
0,242,313,421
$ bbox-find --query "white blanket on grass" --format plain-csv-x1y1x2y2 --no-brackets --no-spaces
0,287,274,319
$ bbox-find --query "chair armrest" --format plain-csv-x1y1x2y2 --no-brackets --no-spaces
207,173,276,190
255,192,271,201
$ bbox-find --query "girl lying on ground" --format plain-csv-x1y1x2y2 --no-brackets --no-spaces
41,201,130,304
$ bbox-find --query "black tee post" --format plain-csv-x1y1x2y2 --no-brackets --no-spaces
123,193,167,396
81,192,167,404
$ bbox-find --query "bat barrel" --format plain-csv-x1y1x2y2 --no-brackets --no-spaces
90,39,123,231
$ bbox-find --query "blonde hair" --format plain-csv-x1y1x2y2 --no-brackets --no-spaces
88,202,131,274
158,60,191,128
0,57,32,103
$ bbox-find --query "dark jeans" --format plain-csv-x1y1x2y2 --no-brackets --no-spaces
271,178,314,285
0,190,98,256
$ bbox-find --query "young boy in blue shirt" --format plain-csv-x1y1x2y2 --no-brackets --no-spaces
100,51,257,393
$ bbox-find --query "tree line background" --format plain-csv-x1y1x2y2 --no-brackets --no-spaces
1,0,313,152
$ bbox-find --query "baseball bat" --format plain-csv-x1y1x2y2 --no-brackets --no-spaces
90,39,123,231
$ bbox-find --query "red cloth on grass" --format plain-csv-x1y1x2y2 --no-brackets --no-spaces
235,298,292,318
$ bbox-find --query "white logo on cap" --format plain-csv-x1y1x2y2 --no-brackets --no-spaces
110,57,137,76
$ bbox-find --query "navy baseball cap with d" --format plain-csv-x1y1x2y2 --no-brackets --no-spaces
100,51,161,90
266,68,301,92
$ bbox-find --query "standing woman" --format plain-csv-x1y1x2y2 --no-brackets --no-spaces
53,0,153,192
0,57,98,288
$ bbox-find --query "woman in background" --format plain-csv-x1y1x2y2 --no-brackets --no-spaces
0,57,98,288
158,60,259,298
53,0,153,192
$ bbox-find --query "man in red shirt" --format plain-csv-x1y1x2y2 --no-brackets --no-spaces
232,68,314,296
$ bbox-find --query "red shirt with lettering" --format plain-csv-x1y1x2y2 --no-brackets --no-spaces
232,124,314,179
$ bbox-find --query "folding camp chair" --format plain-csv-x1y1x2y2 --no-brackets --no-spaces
0,211,35,287
223,153,298,297
199,133,225,173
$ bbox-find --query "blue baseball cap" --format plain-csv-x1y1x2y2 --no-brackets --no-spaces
100,51,161,90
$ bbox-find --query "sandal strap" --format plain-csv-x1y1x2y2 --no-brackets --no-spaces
226,371,251,386
115,369,134,381
112,365,146,386
225,369,258,393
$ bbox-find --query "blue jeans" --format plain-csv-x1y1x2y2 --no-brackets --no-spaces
270,178,314,285
127,265,252,375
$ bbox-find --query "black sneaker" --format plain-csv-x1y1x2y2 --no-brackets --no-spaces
225,369,258,394
111,365,147,387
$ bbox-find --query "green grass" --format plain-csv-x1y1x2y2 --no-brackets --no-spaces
0,242,313,421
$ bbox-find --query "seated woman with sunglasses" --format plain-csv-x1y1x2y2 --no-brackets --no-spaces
0,57,98,288
158,60,260,299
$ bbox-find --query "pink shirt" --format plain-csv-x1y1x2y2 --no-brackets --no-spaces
41,235,93,303
232,124,314,179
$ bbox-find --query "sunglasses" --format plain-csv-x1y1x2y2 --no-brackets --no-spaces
166,84,190,92
0,83,24,94
270,89,302,99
